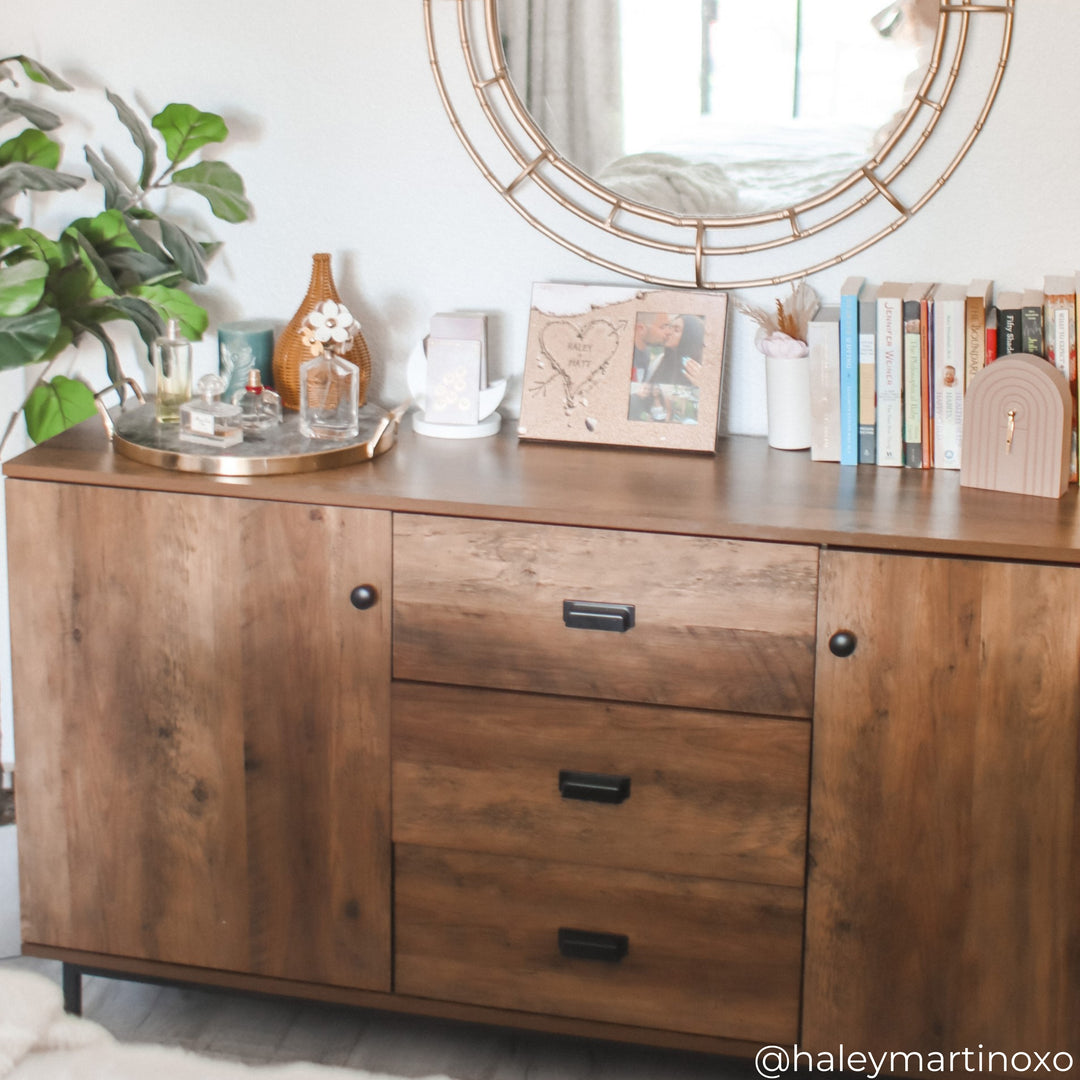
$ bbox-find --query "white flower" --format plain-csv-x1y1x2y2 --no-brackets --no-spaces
756,330,809,359
303,300,358,346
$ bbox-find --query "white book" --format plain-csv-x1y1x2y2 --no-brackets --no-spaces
875,283,908,467
807,305,841,462
931,284,967,470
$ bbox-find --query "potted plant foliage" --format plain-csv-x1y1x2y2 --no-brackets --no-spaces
0,53,252,445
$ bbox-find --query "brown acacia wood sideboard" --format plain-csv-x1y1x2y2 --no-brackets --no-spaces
5,421,1079,1066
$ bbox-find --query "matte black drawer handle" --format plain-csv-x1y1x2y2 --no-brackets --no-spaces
557,927,629,963
559,770,631,804
562,600,635,632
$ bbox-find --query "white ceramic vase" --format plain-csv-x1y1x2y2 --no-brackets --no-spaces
765,352,812,450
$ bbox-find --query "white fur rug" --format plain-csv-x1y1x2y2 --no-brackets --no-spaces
0,969,449,1080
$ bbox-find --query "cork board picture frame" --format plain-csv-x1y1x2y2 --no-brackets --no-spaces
517,284,728,453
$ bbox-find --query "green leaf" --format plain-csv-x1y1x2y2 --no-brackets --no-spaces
172,160,251,223
68,208,141,252
0,307,61,368
0,225,64,268
0,129,60,169
84,145,131,210
80,321,123,385
103,247,176,289
64,229,119,297
24,375,96,444
130,283,208,339
106,90,157,190
0,258,47,316
124,216,171,261
159,219,208,285
0,93,62,133
0,161,83,201
151,103,227,165
11,56,74,92
95,295,165,349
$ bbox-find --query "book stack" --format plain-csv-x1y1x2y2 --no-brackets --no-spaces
801,274,1079,478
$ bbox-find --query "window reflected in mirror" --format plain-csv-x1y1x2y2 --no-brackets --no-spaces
499,0,935,216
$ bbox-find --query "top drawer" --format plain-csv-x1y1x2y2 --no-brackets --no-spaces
393,515,818,717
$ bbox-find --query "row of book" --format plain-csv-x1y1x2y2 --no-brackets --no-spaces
807,274,1079,474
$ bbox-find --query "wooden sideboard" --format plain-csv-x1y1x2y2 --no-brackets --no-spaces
5,421,1079,1065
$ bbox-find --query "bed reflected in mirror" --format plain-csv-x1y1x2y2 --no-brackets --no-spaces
497,0,937,216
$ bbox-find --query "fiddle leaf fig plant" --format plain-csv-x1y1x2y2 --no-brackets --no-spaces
0,53,253,446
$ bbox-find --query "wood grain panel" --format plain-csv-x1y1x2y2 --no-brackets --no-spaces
804,550,1080,1058
9,482,250,971
240,501,391,991
393,515,818,717
392,682,809,886
8,482,392,991
394,844,803,1043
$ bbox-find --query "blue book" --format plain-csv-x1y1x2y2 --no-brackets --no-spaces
839,275,865,466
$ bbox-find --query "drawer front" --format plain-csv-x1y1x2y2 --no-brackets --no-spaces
393,515,818,717
392,683,810,888
394,845,803,1043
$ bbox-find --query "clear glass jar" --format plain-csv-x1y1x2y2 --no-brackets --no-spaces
232,369,282,431
153,318,192,424
299,350,359,440
180,374,243,447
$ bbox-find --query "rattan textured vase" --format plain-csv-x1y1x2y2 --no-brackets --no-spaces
273,253,371,411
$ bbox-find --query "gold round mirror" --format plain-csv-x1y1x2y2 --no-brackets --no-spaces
425,0,1015,289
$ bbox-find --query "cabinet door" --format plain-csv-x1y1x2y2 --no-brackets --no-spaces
804,550,1080,1058
8,482,391,992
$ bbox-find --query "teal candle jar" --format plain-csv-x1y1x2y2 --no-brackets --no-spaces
218,320,275,402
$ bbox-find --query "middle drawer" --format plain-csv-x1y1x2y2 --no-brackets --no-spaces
392,682,810,888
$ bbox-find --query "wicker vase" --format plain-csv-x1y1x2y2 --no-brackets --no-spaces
272,253,371,411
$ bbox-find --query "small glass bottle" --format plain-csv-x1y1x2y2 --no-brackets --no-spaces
299,349,360,440
232,369,282,431
179,374,243,448
153,318,192,423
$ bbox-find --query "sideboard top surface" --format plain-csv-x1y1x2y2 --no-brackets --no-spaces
6,418,1080,563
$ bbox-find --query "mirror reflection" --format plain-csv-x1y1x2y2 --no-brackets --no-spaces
497,0,937,216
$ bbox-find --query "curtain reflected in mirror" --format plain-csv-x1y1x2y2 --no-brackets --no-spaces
497,0,937,216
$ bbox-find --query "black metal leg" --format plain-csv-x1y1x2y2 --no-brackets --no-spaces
62,963,82,1015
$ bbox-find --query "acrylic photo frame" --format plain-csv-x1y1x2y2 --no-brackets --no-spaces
517,284,728,453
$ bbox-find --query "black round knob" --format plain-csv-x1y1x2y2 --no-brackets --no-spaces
828,630,857,658
350,585,378,610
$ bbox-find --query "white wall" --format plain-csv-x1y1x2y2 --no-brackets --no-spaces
0,1,1078,768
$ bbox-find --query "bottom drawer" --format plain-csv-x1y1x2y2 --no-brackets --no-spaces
394,844,803,1043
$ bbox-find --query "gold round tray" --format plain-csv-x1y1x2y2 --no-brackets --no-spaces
98,394,403,477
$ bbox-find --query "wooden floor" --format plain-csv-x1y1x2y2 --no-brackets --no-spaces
1,956,764,1078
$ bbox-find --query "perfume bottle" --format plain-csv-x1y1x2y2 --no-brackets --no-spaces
299,349,360,440
179,374,243,448
153,318,192,423
232,369,282,431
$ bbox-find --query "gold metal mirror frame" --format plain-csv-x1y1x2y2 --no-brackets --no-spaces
424,0,1015,289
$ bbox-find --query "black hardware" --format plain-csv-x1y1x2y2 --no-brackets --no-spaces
557,927,629,963
350,585,378,610
562,600,635,632
558,770,631,805
829,630,857,657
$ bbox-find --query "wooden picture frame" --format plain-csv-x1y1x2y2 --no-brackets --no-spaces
517,284,728,453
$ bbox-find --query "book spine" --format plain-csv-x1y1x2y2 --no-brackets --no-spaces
903,299,922,468
965,295,986,384
920,294,932,469
858,301,876,465
839,293,859,466
808,314,841,463
1021,305,1044,356
876,295,904,467
933,301,965,470
998,307,1022,355
1047,293,1078,481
